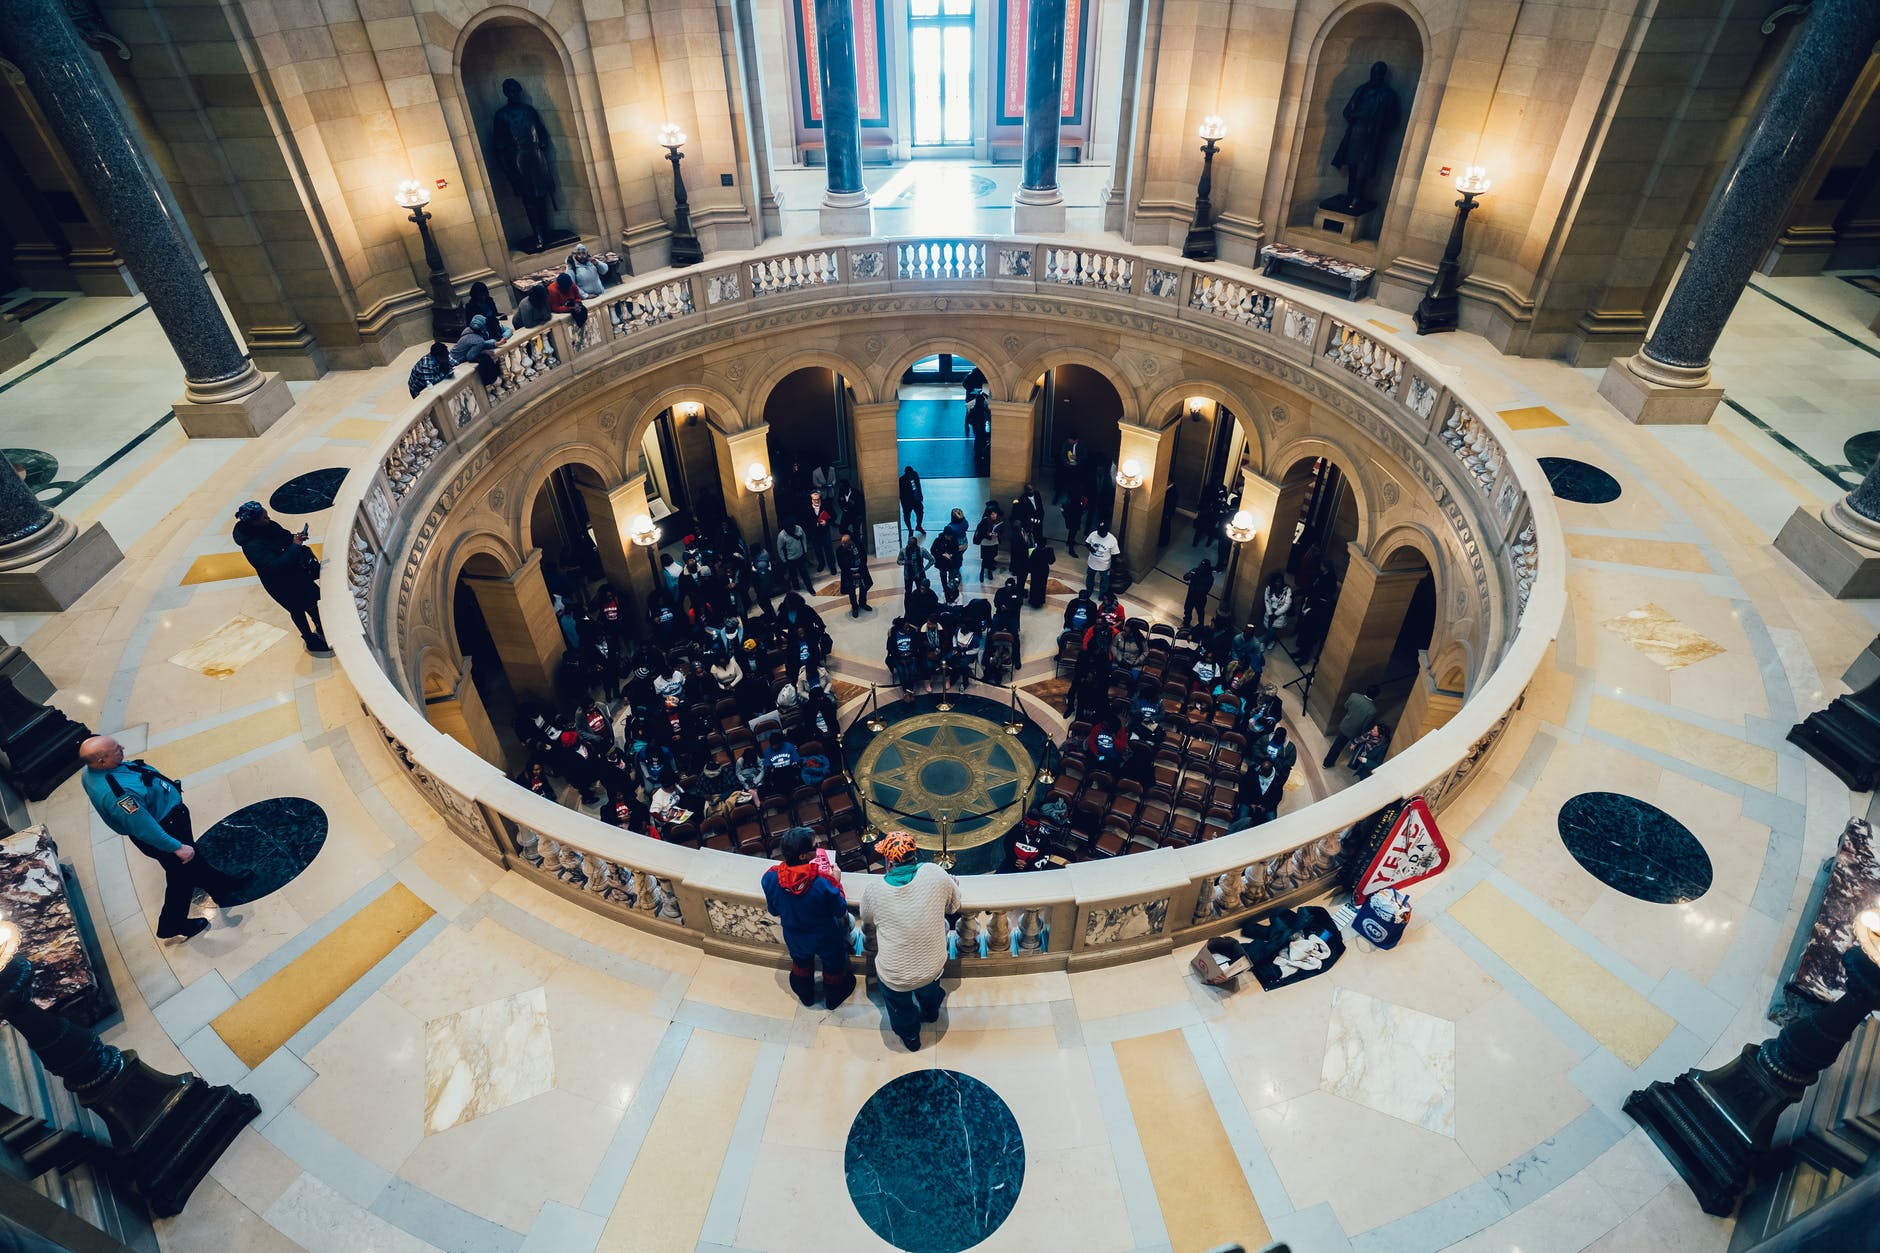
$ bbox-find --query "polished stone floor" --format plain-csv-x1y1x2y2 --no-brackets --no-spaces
3,257,1879,1252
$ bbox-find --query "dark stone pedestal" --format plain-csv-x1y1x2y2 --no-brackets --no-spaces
1787,677,1880,791
0,678,89,801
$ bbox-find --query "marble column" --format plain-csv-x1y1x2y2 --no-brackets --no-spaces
813,0,872,236
1598,0,1880,426
0,451,120,612
1012,0,1068,233
0,0,291,438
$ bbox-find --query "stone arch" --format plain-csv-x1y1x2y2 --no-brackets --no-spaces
438,529,526,665
1144,378,1270,470
746,347,879,416
875,332,1014,404
1368,521,1444,580
623,384,746,475
1427,637,1475,695
514,442,622,555
1267,436,1377,551
1006,346,1142,427
416,645,465,701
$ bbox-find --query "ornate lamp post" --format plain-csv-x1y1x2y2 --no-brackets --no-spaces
1113,458,1144,552
1182,115,1228,262
1413,165,1490,335
394,179,464,342
629,514,663,582
1625,906,1880,1216
0,918,258,1216
659,124,703,268
746,461,774,545
1220,508,1258,620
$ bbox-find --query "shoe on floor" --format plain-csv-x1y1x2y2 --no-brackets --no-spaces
921,999,944,1023
158,918,210,941
899,1033,921,1052
824,976,855,1011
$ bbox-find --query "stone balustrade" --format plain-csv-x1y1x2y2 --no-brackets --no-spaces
324,234,1566,975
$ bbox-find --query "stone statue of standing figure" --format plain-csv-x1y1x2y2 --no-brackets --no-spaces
1326,61,1401,214
490,77,563,253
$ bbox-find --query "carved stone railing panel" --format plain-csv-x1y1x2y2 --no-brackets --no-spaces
848,248,887,280
382,413,444,504
1084,897,1170,945
705,271,742,305
1143,265,1181,300
1405,373,1439,423
897,240,987,279
1189,274,1274,331
1511,517,1537,622
1041,247,1133,293
484,329,561,405
347,527,377,629
1281,304,1319,345
1439,400,1505,496
1325,320,1403,397
749,249,840,296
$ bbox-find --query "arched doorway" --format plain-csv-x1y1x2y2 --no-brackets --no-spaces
1148,395,1253,616
452,552,531,768
640,401,728,547
894,351,989,536
527,464,606,588
764,365,857,505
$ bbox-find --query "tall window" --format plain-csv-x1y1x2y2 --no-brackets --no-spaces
909,0,973,147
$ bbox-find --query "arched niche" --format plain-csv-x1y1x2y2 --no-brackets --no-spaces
763,367,856,474
1290,4,1424,243
460,16,597,255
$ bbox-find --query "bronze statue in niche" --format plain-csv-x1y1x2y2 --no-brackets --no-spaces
489,78,572,253
1325,61,1401,214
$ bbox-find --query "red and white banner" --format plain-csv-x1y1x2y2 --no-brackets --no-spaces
1001,0,1082,120
800,0,883,124
1354,796,1449,900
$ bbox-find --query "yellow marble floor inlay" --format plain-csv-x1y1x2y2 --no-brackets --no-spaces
1114,1029,1271,1251
1448,882,1673,1068
142,702,302,780
168,615,289,678
181,545,323,586
1564,535,1709,573
212,884,435,1068
600,1029,759,1252
1600,603,1726,671
326,418,388,441
1496,405,1569,430
1366,318,1401,334
1587,694,1777,791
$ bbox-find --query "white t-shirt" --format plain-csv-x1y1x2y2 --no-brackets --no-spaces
1084,531,1121,570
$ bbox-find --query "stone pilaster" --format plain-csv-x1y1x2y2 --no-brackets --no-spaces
1011,0,1067,233
460,550,566,703
1307,546,1426,727
0,0,292,437
0,314,31,373
1115,422,1176,577
710,424,774,545
1598,0,1880,425
851,402,901,537
1387,653,1464,759
812,0,872,236
988,401,1036,509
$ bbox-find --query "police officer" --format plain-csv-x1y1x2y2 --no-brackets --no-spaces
78,735,242,940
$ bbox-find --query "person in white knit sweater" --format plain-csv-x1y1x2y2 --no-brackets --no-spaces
859,830,961,1050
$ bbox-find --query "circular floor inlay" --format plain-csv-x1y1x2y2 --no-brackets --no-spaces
196,796,328,906
1556,791,1711,904
1537,457,1622,505
269,467,349,515
846,1069,1024,1253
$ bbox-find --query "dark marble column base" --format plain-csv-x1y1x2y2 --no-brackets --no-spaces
1596,353,1723,426
0,521,121,612
175,369,293,438
1774,504,1880,599
0,313,32,372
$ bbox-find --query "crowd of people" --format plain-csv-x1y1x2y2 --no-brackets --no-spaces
406,243,617,397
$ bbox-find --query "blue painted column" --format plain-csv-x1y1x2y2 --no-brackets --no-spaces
1012,0,1067,231
1600,0,1880,425
0,0,292,435
813,0,872,234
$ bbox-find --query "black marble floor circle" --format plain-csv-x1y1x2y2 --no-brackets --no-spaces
3,448,58,492
1537,457,1622,505
195,797,328,906
269,467,349,515
1845,431,1880,478
846,1069,1024,1253
1556,791,1712,904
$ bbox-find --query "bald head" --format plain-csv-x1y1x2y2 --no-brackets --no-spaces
79,736,123,770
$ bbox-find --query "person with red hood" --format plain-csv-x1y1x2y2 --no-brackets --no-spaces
761,826,856,1009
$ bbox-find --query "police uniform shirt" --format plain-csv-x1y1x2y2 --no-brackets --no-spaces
82,761,185,856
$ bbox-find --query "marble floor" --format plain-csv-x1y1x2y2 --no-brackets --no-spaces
3,261,1880,1253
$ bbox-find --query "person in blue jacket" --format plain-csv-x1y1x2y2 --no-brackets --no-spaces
79,735,245,940
761,827,855,1008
